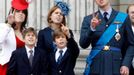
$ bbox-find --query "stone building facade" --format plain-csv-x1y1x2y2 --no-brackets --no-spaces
0,0,134,74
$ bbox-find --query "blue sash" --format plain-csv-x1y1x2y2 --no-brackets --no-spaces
84,12,127,75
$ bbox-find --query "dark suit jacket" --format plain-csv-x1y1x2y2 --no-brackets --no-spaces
7,47,48,75
49,38,79,75
79,9,134,74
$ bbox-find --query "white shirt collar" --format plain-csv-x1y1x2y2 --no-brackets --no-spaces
132,25,134,33
57,47,67,53
25,45,35,57
99,7,112,19
55,47,67,62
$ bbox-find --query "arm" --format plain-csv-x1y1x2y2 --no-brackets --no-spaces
120,16,134,75
122,16,134,68
0,23,11,44
67,30,79,58
79,16,94,49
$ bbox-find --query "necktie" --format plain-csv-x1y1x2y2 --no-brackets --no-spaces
29,50,33,66
57,50,63,64
103,12,108,22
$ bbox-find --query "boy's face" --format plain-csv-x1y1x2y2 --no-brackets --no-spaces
55,35,67,49
24,32,37,46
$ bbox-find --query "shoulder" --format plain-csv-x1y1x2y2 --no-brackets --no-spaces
82,13,94,23
38,27,52,34
83,15,92,19
0,23,12,30
13,47,25,54
0,23,9,27
41,27,51,31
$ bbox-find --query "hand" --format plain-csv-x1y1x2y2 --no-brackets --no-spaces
7,9,15,25
120,66,129,75
91,13,101,29
61,24,70,38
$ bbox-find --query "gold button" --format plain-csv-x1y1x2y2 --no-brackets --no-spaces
103,46,110,50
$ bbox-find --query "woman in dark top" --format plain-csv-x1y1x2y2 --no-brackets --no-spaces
37,1,74,53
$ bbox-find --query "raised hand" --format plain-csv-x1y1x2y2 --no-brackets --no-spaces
7,9,15,25
91,13,101,29
61,24,70,38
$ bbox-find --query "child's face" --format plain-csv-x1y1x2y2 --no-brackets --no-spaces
24,32,37,46
55,35,67,49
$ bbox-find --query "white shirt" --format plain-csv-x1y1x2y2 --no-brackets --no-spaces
55,47,67,62
25,45,35,58
0,23,16,65
131,25,134,33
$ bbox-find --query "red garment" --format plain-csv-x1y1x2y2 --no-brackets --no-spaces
16,36,25,48
0,64,7,75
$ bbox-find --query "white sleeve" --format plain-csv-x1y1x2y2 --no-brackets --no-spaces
132,58,134,68
0,23,11,44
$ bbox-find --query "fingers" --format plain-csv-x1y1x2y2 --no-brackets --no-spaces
9,8,13,15
12,9,16,15
91,13,101,29
61,24,68,32
60,23,64,28
92,12,98,18
61,23,68,31
7,9,15,25
60,23,70,38
9,8,15,15
95,13,99,19
61,23,65,31
93,13,99,18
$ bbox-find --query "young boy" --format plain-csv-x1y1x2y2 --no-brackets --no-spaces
7,27,48,75
49,29,79,75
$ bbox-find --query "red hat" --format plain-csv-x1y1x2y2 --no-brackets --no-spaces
11,0,29,10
